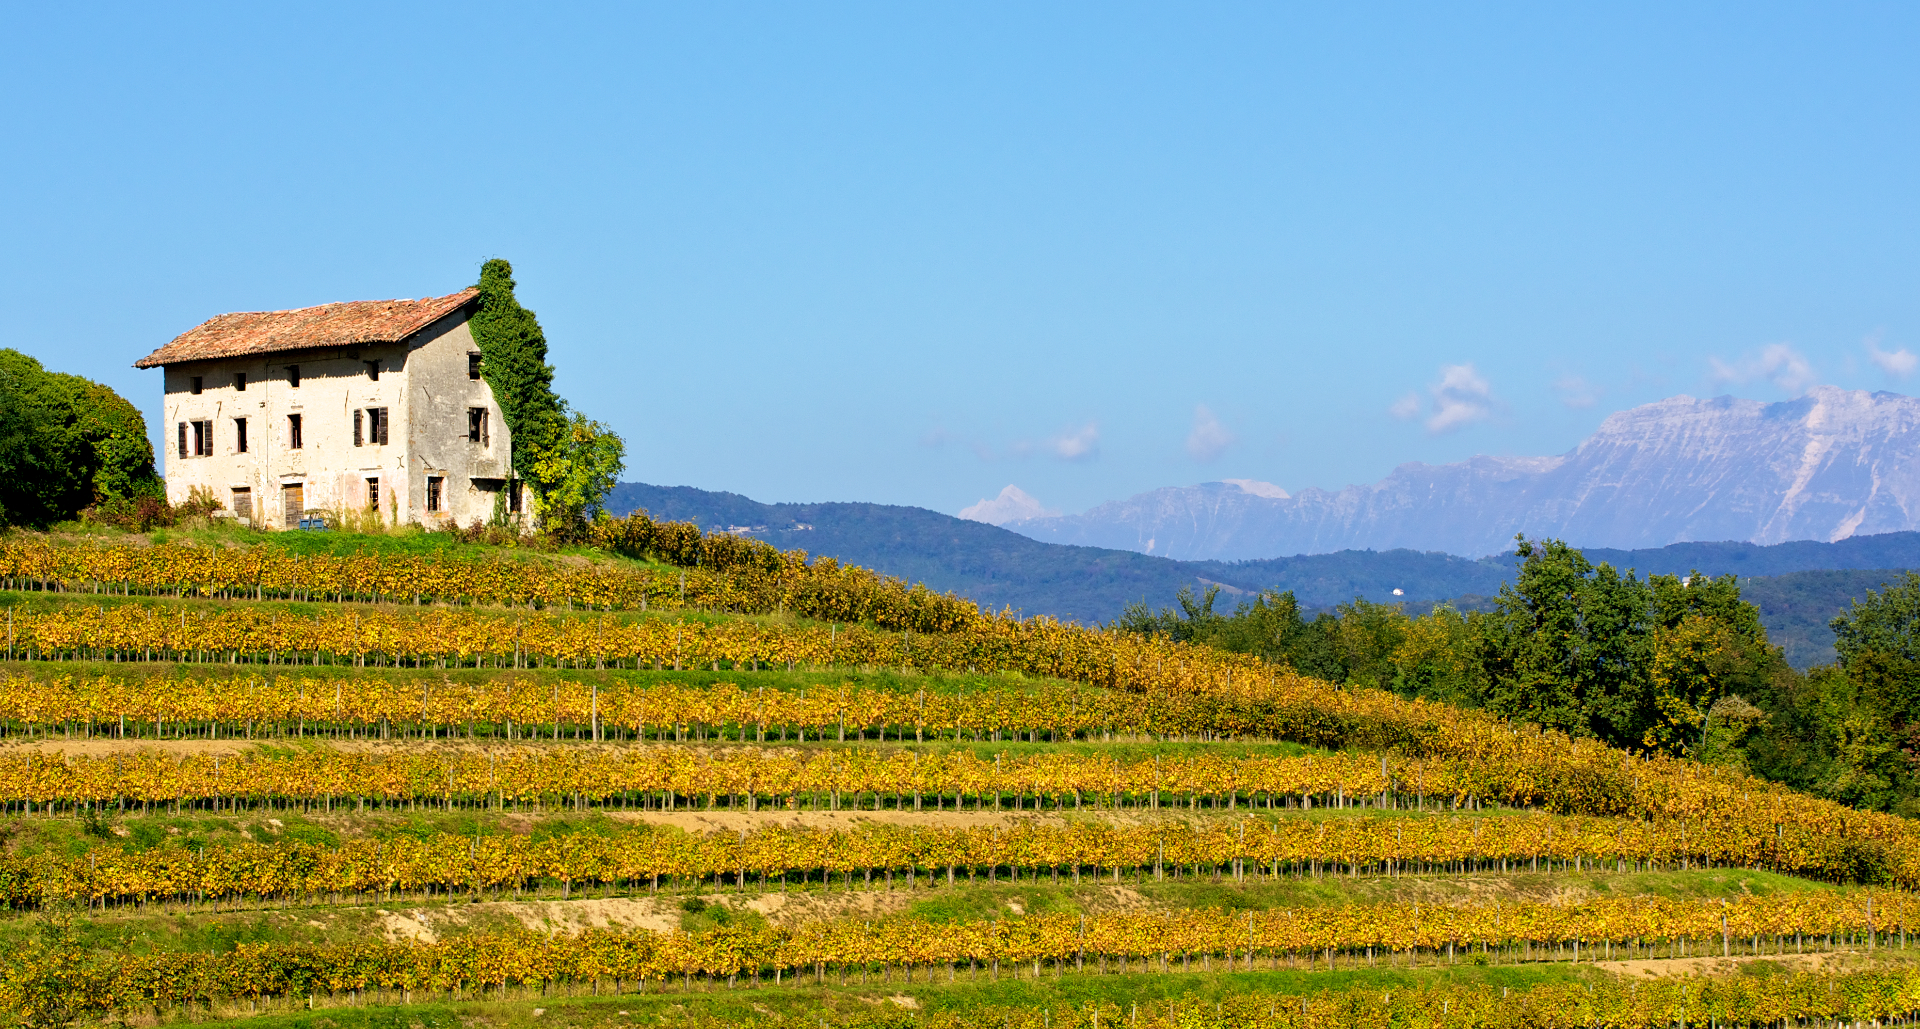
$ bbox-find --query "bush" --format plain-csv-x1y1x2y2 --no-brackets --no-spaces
82,486,221,532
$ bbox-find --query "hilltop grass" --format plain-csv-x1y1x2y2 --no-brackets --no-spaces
50,520,675,574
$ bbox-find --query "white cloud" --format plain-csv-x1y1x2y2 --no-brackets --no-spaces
958,485,1057,525
1868,336,1918,379
1709,343,1817,394
1425,363,1495,433
1553,374,1602,409
1387,365,1497,433
1049,422,1099,461
1185,405,1236,462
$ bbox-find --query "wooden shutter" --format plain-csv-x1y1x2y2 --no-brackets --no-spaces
177,422,187,458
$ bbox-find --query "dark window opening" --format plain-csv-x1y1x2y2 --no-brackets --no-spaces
426,476,443,513
189,376,203,395
188,420,212,457
366,407,389,445
235,417,248,454
288,413,303,449
468,352,482,380
353,409,363,447
234,372,246,392
365,361,381,381
508,477,523,513
367,478,380,510
287,365,300,388
467,407,489,443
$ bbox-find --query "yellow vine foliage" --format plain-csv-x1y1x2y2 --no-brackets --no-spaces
4,813,1904,906
0,534,983,632
14,898,1920,1017
0,746,1914,885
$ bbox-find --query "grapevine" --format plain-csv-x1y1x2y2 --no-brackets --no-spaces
12,902,1920,1019
7,813,1909,909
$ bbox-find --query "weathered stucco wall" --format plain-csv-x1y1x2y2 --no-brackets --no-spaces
157,311,514,529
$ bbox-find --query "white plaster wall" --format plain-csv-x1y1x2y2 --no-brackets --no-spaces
156,311,513,529
401,318,514,527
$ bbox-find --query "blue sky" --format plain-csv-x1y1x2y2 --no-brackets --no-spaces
5,3,1919,517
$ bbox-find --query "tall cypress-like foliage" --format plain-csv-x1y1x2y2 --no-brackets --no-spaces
467,259,624,527
469,259,563,477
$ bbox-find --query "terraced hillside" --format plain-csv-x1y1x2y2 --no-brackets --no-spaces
2,523,1920,1029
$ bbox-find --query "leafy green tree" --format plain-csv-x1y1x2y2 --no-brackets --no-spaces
1210,589,1318,663
467,259,624,529
1389,603,1485,707
1696,694,1766,772
1476,537,1654,747
523,411,627,527
1762,573,1920,812
1116,584,1226,644
0,349,159,527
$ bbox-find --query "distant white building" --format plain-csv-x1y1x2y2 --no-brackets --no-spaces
135,288,518,529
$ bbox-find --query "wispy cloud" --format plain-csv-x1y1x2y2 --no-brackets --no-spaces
1426,364,1496,433
1553,374,1602,409
1867,334,1917,379
1049,422,1100,461
1388,365,1496,433
1185,405,1235,462
1709,343,1817,394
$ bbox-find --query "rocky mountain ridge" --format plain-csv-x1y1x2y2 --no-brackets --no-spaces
1005,386,1920,560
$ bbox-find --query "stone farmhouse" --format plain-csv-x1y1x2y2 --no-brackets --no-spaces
134,288,518,529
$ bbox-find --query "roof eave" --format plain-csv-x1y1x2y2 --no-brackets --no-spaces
131,289,480,370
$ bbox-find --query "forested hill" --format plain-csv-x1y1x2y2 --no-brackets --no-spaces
604,483,1511,621
1739,569,1918,668
605,484,1920,650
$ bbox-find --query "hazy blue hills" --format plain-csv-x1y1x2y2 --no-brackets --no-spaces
606,482,1514,620
607,482,1920,665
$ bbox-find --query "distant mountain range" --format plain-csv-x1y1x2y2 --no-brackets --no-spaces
606,481,1920,667
1000,386,1920,560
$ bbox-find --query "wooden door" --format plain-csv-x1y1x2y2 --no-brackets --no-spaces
282,483,303,527
231,488,252,528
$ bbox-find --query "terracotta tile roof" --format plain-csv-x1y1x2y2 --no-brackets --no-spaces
134,287,480,368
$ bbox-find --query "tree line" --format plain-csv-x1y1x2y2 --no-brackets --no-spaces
1121,535,1920,817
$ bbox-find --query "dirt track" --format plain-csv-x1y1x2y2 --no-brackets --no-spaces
1594,950,1863,977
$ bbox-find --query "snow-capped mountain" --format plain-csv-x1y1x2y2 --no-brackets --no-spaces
1006,386,1920,560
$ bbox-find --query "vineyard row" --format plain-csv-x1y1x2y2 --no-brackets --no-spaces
0,672,1302,744
9,902,1915,1019
1,747,1908,886
0,525,988,632
12,815,1900,909
0,599,1254,699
